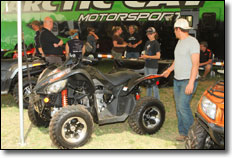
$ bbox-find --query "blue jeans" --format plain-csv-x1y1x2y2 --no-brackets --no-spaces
126,52,140,59
144,67,160,100
173,79,198,136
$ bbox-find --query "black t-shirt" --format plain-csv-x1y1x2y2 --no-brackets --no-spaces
67,39,83,58
144,40,161,68
40,28,63,55
200,49,212,63
34,31,41,56
126,33,141,52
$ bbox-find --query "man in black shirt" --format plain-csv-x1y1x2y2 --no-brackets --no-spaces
40,17,63,65
199,41,213,79
125,25,142,59
140,27,161,100
30,20,44,57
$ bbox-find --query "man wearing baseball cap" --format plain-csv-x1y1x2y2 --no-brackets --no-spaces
162,18,200,141
30,20,45,57
140,27,161,100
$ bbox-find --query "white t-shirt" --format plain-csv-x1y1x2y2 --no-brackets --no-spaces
174,35,200,80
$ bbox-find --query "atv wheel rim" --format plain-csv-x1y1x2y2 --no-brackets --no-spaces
142,106,161,129
23,86,32,103
61,117,87,144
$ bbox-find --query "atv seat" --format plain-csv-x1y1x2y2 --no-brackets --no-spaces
100,70,141,86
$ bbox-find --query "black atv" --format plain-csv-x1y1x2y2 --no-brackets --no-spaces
29,56,165,149
112,59,174,88
1,57,47,108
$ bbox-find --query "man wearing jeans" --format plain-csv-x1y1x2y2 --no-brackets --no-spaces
125,25,142,59
140,27,161,100
162,19,200,141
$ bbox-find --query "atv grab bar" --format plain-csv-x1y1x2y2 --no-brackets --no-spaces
144,74,163,80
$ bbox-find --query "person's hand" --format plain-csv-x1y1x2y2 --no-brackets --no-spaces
53,43,59,47
132,44,138,48
90,31,95,35
128,43,133,47
123,42,128,47
161,69,171,78
185,83,194,95
140,54,148,59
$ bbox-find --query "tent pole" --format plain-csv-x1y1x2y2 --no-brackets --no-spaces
17,1,25,146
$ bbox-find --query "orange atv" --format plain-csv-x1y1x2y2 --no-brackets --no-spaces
185,81,224,149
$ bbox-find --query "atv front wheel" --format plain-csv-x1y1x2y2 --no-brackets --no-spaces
128,96,165,135
28,102,50,127
13,77,37,108
49,105,93,149
185,120,208,149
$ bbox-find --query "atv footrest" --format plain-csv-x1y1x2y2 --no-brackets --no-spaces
98,109,128,125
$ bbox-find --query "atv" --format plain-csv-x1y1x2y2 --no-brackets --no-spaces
108,58,174,88
1,56,47,108
185,81,224,149
29,55,166,149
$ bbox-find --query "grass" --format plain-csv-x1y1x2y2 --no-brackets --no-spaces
1,60,224,149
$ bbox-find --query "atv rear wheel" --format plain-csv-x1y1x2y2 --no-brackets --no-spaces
128,96,165,135
185,120,208,149
13,77,37,109
49,105,93,149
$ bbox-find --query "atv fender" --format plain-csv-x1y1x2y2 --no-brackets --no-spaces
1,59,46,94
125,74,162,95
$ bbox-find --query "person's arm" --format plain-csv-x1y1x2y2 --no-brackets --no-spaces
54,39,63,47
199,59,212,66
65,43,69,58
32,48,36,57
140,52,160,59
48,31,63,47
36,37,44,57
82,45,86,55
90,32,99,40
113,40,127,47
185,53,200,95
140,42,160,59
161,61,175,78
133,40,142,48
38,48,45,57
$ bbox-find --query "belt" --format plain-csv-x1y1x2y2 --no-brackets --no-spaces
45,55,62,57
174,78,198,81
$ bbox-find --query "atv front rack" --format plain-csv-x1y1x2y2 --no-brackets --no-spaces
207,80,224,99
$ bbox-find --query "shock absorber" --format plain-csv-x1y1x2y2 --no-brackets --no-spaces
136,92,140,100
61,89,68,107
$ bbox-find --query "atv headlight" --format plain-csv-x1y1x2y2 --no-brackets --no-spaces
46,79,67,94
201,96,216,120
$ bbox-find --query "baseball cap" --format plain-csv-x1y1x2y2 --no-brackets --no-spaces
174,18,193,30
29,20,41,26
146,27,156,34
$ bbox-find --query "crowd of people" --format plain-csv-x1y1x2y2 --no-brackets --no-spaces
29,17,214,142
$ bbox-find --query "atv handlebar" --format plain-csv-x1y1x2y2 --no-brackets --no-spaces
82,57,93,63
